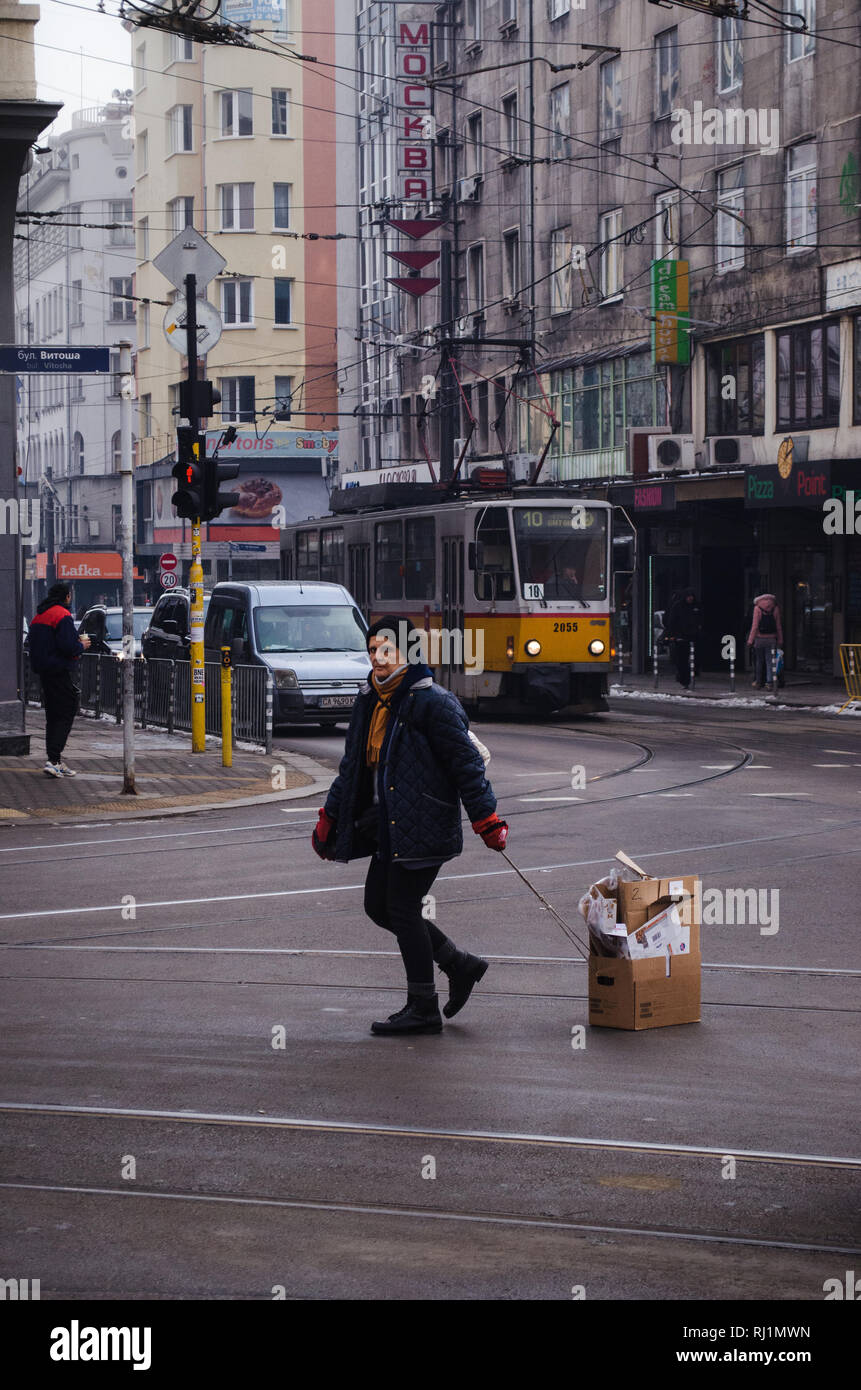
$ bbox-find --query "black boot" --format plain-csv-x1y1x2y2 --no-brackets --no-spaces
440,949,488,1019
371,991,442,1036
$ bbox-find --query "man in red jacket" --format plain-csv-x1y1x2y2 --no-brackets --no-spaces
28,583,90,776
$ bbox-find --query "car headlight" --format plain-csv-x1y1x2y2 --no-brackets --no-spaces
588,639,606,656
525,639,541,657
274,669,299,689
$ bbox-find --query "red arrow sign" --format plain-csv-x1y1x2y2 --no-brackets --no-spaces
386,250,440,272
386,218,445,241
386,276,441,299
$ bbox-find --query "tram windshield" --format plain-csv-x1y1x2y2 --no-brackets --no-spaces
513,507,608,602
253,605,367,653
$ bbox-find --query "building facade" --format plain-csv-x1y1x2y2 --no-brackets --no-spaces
352,0,861,677
132,0,346,594
14,97,136,613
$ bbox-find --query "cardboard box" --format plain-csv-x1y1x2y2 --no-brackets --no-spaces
589,870,701,1030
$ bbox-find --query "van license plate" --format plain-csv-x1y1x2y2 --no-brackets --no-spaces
319,695,355,708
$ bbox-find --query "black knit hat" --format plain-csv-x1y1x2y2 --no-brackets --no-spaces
366,614,417,650
46,582,71,606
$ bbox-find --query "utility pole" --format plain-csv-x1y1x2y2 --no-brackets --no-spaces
119,340,136,793
438,240,455,484
184,273,206,754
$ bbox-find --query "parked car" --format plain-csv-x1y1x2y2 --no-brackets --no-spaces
203,581,369,727
141,589,211,662
78,605,153,657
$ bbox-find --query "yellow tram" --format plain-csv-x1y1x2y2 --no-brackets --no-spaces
280,490,617,715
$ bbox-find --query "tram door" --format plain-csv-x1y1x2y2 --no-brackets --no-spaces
348,543,371,622
441,536,464,689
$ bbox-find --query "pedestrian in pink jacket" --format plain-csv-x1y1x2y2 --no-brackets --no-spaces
747,593,783,688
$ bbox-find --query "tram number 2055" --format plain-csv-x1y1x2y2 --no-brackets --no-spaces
553,622,579,632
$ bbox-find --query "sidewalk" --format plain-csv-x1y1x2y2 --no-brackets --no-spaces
610,666,858,713
0,710,330,823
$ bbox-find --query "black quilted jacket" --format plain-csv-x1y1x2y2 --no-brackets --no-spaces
324,662,497,865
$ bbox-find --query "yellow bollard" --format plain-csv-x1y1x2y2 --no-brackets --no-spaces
221,645,233,768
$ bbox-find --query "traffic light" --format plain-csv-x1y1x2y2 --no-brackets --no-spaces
203,454,241,521
171,427,205,519
179,378,221,422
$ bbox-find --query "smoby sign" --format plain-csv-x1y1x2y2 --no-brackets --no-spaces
396,21,432,202
745,461,832,508
204,429,338,457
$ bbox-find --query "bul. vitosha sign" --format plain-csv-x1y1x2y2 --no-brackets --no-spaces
397,19,432,202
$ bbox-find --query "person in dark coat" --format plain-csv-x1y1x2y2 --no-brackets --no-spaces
312,615,507,1036
664,588,702,689
28,583,90,776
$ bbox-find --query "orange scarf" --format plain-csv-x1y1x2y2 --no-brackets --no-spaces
366,665,409,766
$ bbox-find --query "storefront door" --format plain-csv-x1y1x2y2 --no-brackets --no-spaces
789,549,832,672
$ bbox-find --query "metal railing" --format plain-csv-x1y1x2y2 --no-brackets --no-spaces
24,654,273,752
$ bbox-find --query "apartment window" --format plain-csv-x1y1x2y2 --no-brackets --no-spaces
138,217,149,261
718,16,743,93
655,28,679,120
169,196,194,234
549,83,571,159
503,228,520,299
706,336,765,435
549,228,572,313
169,32,194,62
111,431,122,472
73,432,84,474
464,112,483,176
140,394,152,437
271,88,290,135
549,0,570,18
134,43,146,91
220,89,253,137
219,183,254,230
137,301,148,350
852,317,861,423
69,280,83,325
274,278,293,325
274,375,293,418
466,243,484,315
273,183,291,230
786,141,816,251
109,199,134,245
501,0,517,21
777,319,839,428
464,0,481,44
219,376,255,422
221,278,254,326
138,129,148,174
599,209,623,298
716,164,744,272
110,277,134,321
434,7,450,68
168,104,193,154
502,92,520,156
67,204,82,249
109,350,124,397
787,0,815,61
655,190,681,260
600,57,621,141
436,129,453,189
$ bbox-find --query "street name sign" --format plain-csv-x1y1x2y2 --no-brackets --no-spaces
0,346,110,373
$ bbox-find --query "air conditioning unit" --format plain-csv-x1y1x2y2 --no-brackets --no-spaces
702,436,755,468
456,174,481,203
627,425,670,477
648,434,695,472
510,452,537,482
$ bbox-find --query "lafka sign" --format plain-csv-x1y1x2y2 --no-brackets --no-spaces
397,21,433,202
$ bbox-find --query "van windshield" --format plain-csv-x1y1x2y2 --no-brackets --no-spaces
253,604,367,653
105,612,152,640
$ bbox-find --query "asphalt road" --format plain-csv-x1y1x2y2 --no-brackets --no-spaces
1,698,859,1300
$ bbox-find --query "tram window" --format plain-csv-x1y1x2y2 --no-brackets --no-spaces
296,530,319,579
473,507,515,601
513,507,608,601
320,527,344,583
375,519,403,600
405,517,435,599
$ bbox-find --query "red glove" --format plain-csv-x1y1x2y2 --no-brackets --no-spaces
312,807,336,860
472,813,508,851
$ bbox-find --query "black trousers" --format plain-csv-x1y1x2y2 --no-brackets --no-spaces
363,856,452,989
41,670,79,764
671,638,696,687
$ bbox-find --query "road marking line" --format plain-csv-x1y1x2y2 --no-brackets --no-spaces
813,764,849,768
519,796,583,802
747,793,811,798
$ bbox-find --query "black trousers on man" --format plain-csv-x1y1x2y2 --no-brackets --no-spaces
41,670,79,764
364,856,455,988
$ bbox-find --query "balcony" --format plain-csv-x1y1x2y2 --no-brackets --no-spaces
557,447,628,481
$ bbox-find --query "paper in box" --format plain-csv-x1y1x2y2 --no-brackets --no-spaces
589,868,701,1030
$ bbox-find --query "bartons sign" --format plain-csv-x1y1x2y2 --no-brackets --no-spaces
396,21,432,203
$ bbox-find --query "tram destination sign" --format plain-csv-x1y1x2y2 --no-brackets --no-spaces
0,345,110,373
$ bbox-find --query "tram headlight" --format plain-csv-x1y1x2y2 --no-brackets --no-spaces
588,639,606,656
525,639,541,657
